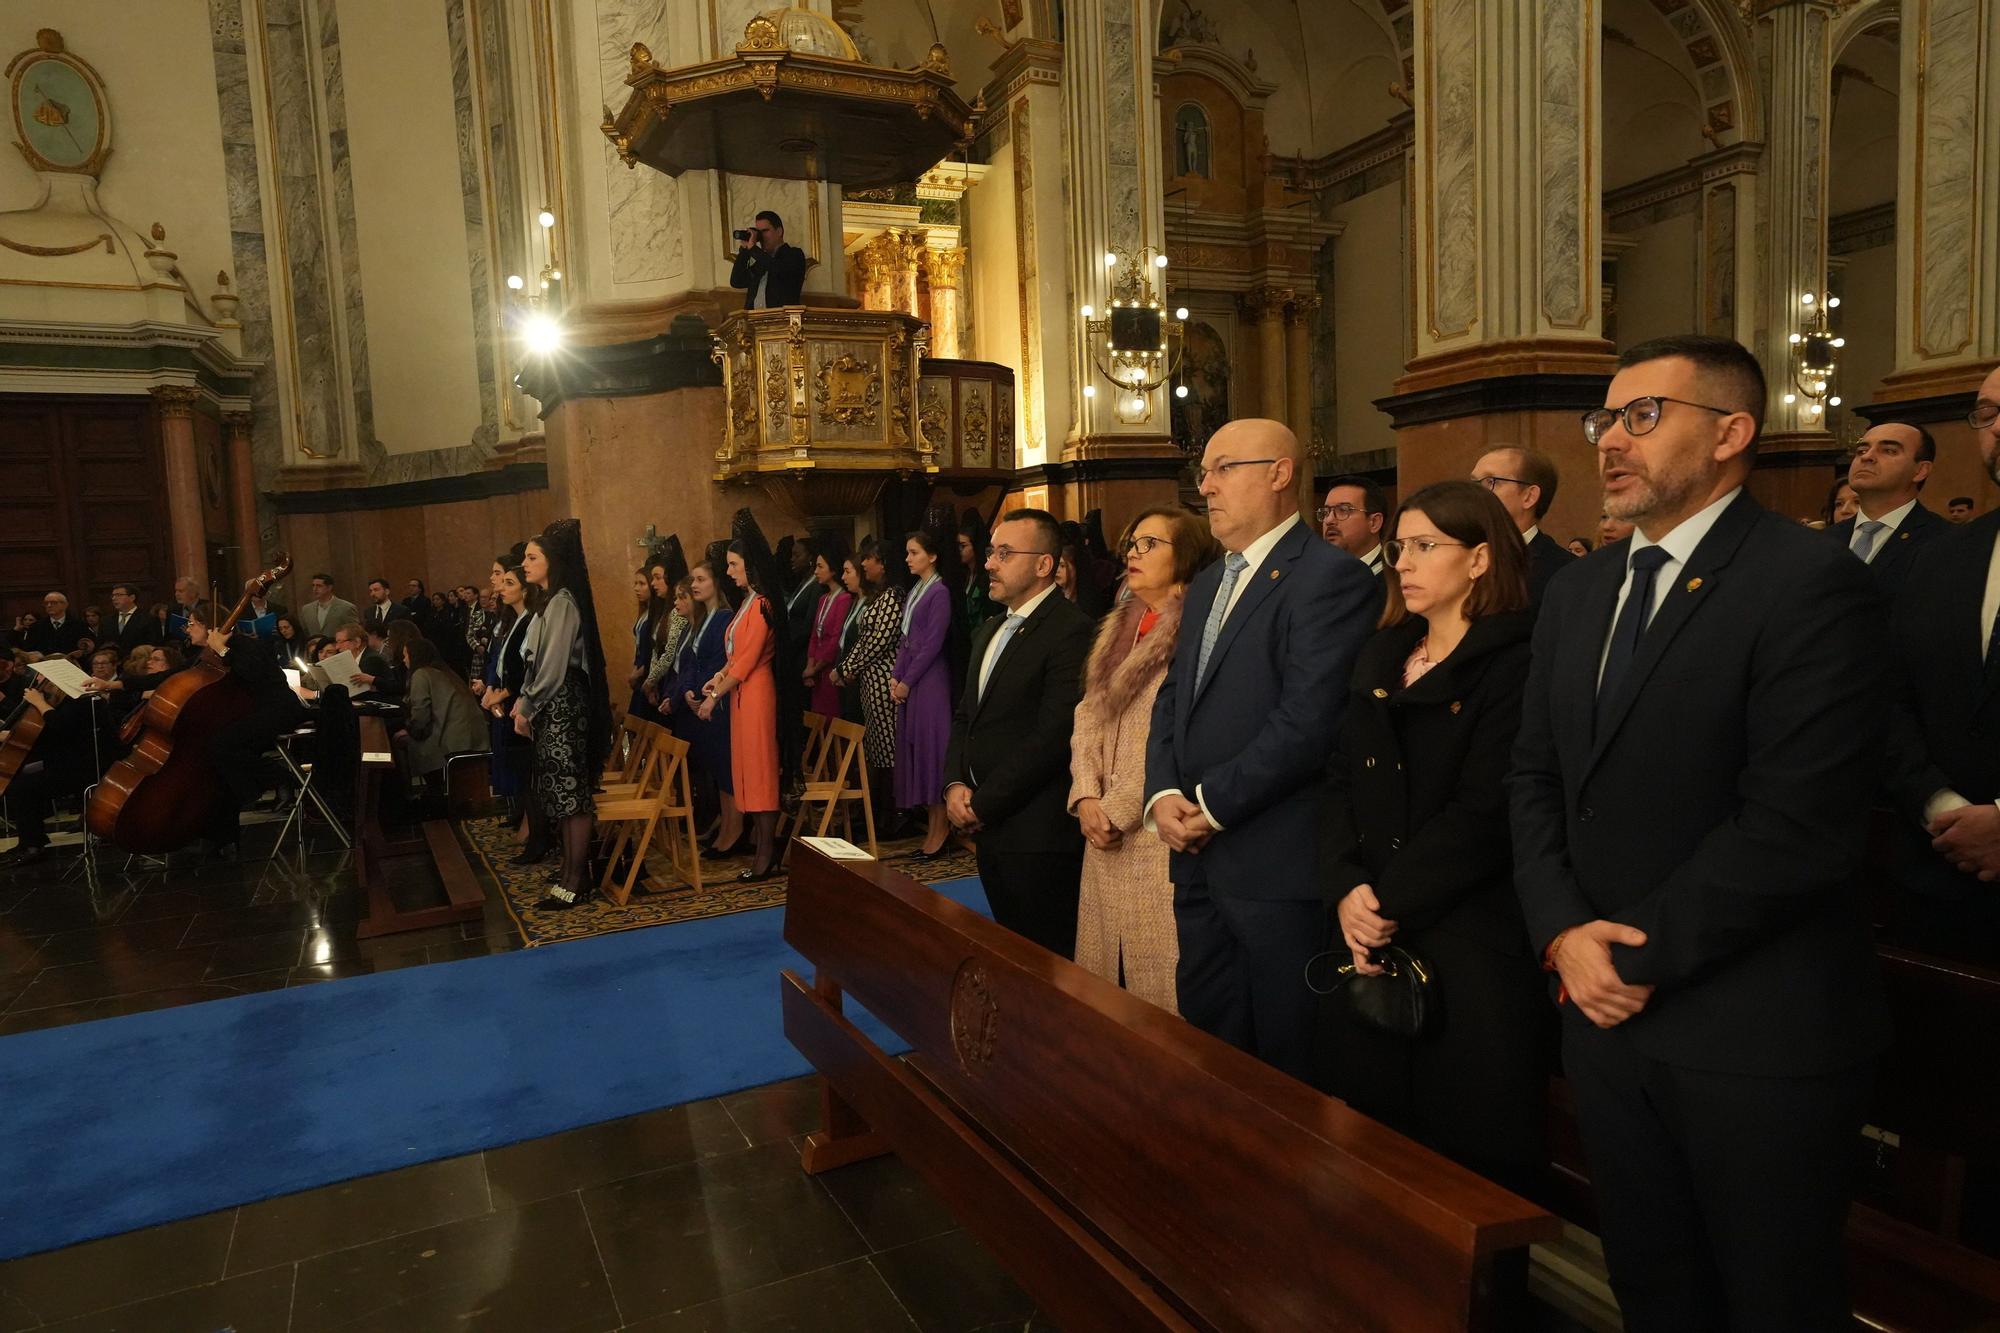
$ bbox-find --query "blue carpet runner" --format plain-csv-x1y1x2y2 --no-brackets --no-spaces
0,876,989,1260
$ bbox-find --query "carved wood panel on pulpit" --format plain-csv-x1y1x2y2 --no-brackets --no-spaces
0,395,172,624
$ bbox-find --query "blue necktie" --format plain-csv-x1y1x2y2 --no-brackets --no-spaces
1196,552,1248,689
1597,546,1673,720
1850,519,1887,563
978,613,1024,700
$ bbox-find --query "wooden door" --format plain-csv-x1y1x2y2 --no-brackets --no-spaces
0,395,172,626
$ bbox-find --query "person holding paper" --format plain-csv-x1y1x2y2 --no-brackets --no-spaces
298,623,389,695
0,681,108,867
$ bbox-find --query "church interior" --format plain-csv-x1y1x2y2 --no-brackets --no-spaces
0,0,1997,1328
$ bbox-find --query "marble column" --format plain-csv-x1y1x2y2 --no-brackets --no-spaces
1862,0,2000,510
1243,288,1291,423
855,232,900,312
1756,1,1838,442
224,412,262,584
1062,0,1174,462
894,230,926,321
1383,0,1614,546
1286,293,1318,441
152,387,207,586
985,37,1068,466
923,247,967,359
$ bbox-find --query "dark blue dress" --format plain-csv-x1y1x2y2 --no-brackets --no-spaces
486,610,533,799
673,609,732,795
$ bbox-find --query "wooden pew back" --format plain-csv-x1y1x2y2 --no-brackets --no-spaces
781,846,1558,1333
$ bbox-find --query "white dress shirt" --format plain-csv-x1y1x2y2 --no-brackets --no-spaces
973,582,1058,696
1597,487,1740,687
1851,496,1918,563
1358,543,1385,576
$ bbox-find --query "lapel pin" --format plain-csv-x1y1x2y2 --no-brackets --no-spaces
1269,569,1281,580
1900,531,1911,540
1372,687,1388,699
1450,701,1462,714
1685,577,1704,592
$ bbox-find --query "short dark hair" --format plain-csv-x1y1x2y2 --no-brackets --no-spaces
1949,495,1976,508
368,578,389,591
312,572,334,586
110,583,139,599
1323,474,1388,517
998,507,1063,556
1491,445,1560,519
755,209,784,233
1617,334,1768,437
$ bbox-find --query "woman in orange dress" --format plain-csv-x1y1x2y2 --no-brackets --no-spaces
700,543,780,881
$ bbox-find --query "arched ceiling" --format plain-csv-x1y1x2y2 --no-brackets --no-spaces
1602,0,1710,190
840,0,1007,100
1829,21,1898,215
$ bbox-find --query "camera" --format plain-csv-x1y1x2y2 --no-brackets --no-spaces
733,229,752,241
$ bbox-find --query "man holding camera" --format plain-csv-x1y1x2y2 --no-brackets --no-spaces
729,210,807,310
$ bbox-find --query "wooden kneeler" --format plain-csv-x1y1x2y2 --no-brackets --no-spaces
783,717,876,857
594,731,701,906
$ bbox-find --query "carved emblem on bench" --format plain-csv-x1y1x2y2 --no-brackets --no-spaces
949,958,999,1070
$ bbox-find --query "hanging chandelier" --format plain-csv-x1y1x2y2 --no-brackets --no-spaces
1783,290,1846,423
1079,246,1187,424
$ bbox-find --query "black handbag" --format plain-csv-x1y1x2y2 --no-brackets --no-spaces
1306,944,1438,1038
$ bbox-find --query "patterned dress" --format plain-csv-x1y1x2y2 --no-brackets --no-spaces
837,585,903,770
518,588,593,821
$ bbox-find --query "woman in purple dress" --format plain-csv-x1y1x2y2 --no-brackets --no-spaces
892,530,954,857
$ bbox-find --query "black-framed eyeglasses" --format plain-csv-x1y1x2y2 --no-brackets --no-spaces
1582,395,1737,445
1385,537,1471,563
986,545,1057,564
1969,402,1999,430
1120,535,1175,556
1473,474,1532,492
1196,457,1277,485
1315,503,1364,524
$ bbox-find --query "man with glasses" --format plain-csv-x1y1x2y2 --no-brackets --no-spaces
1144,418,1378,1080
1509,334,1889,1332
1881,367,2000,967
1317,474,1387,575
1829,421,1947,596
1469,445,1575,604
942,509,1095,957
729,210,807,310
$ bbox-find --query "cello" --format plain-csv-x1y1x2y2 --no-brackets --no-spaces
87,556,292,852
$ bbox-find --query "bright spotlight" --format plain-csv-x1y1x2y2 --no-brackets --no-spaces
523,314,563,355
1154,254,1168,268
506,274,524,291
538,209,556,229
1080,304,1094,318
1174,306,1189,320
1082,384,1096,399
1174,384,1189,399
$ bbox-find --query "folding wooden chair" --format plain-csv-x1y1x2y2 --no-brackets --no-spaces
783,716,876,858
798,711,833,785
594,731,701,906
599,719,665,799
603,713,649,786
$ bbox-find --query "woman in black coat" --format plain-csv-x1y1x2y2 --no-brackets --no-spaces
1318,479,1551,1199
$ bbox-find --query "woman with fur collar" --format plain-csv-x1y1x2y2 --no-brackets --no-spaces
1068,506,1220,1012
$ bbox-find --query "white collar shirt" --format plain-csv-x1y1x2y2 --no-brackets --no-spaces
1221,513,1302,624
1598,487,1741,686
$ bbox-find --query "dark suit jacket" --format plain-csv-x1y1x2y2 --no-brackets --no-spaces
729,243,807,309
1508,491,1891,1076
102,609,162,656
944,589,1094,854
1145,519,1379,902
1884,507,2000,903
362,601,412,634
1828,499,1949,598
1525,530,1577,605
21,618,86,657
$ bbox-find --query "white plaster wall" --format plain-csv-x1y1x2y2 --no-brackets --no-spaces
1613,210,1698,352
0,3,234,314
340,0,482,454
1835,241,1895,404
1329,181,1405,455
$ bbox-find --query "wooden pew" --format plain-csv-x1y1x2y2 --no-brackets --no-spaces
780,845,1559,1332
352,714,488,939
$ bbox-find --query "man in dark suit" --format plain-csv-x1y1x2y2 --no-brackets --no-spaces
102,583,160,657
362,578,412,635
1948,495,1977,523
1317,474,1387,575
1883,365,2000,966
943,509,1095,957
1471,445,1575,603
1827,421,1948,597
1145,419,1379,1080
21,592,85,659
728,210,807,310
1509,334,1889,1332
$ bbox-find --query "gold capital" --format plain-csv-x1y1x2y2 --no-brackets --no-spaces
150,385,200,419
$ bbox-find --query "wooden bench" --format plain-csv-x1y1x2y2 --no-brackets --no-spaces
353,714,488,939
780,845,1559,1332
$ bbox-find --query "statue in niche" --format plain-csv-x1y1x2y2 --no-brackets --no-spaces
1171,320,1230,458
1161,1,1220,48
1174,104,1210,180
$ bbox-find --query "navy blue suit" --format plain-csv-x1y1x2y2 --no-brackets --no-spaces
1145,518,1379,1079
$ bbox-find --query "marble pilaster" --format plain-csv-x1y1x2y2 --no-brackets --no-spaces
153,388,209,585
923,248,966,359
1755,0,1837,439
225,413,263,582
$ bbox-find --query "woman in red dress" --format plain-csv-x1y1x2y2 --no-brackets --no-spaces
701,543,781,881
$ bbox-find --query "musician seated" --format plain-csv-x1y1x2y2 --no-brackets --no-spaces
0,681,121,867
196,625,307,860
0,658,25,715
298,623,390,695
168,578,212,645
20,592,85,661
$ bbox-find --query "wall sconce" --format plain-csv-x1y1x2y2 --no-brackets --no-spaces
1782,290,1846,422
506,206,566,356
1081,247,1186,424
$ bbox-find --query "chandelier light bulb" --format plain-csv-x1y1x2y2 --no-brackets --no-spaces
538,209,556,229
1815,381,1827,393
1154,254,1168,268
549,269,562,281
1832,337,1845,348
1175,384,1189,399
1789,333,1802,344
506,274,524,291
1801,292,1816,306
523,313,563,355
1783,393,1797,404
1175,306,1189,320
1829,395,1843,406
1808,403,1822,415
1080,304,1094,318
1104,251,1119,268
1826,296,1840,308
1082,384,1096,398
1129,396,1146,413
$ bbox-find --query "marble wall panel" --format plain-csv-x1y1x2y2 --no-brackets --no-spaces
1916,0,1977,357
1703,183,1736,337
1538,0,1585,326
449,0,501,450
598,0,684,284
1428,0,1479,338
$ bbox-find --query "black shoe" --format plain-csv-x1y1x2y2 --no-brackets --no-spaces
706,833,749,857
0,844,53,868
908,844,948,862
734,864,779,884
511,841,552,866
533,884,590,910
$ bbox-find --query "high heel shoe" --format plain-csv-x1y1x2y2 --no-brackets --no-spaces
533,883,591,910
734,861,779,883
511,840,552,865
707,831,749,857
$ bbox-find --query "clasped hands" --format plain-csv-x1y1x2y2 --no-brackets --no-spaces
1151,793,1214,854
945,783,980,833
1075,796,1121,852
1930,803,2000,882
1550,920,1654,1029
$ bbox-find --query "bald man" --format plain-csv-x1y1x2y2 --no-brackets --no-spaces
1828,420,1948,597
1144,418,1379,1080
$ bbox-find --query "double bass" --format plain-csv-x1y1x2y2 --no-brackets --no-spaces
87,556,292,853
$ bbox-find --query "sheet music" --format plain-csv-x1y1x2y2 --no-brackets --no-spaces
316,651,372,696
27,659,95,700
799,836,874,860
283,668,302,692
